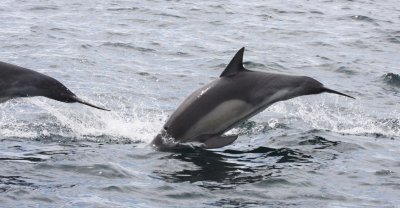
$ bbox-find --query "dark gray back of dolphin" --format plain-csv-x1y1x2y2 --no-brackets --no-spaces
221,47,354,99
152,47,354,150
0,61,109,111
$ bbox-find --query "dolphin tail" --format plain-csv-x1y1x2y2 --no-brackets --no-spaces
71,96,110,111
322,87,355,99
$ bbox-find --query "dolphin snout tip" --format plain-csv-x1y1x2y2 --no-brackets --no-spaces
72,96,111,111
322,87,356,99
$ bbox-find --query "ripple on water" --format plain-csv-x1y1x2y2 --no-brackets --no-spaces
252,177,294,188
335,66,358,76
298,136,340,147
387,36,400,44
35,163,132,179
0,156,46,163
385,30,400,44
243,61,266,69
27,6,59,11
375,169,395,176
207,198,273,208
297,135,364,153
155,13,185,19
107,7,139,12
225,146,312,163
101,42,156,52
153,148,270,190
0,176,36,188
350,15,376,22
101,185,140,194
151,144,321,192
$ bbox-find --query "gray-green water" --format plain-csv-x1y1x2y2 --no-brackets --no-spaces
0,0,399,207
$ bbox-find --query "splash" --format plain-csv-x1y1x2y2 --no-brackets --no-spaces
267,96,400,137
1,94,398,144
226,96,399,139
221,96,400,142
0,98,167,143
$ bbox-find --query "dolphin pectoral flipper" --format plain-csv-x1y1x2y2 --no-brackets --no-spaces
202,135,239,149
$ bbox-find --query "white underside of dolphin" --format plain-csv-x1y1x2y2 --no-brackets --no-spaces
151,47,354,150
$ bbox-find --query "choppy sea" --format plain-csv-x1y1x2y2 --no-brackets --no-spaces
0,0,399,207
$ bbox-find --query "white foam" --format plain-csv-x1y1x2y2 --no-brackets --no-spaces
1,95,398,143
0,98,168,143
267,95,400,137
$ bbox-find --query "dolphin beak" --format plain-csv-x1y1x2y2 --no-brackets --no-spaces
322,87,356,99
71,96,110,111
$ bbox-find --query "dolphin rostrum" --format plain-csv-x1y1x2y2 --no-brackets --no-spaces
0,61,109,111
151,47,354,150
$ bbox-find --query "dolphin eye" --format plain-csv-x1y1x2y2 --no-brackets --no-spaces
163,126,168,130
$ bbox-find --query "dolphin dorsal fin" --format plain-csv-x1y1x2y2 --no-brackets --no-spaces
220,47,247,77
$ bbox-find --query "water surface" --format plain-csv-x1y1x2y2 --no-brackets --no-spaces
0,0,399,207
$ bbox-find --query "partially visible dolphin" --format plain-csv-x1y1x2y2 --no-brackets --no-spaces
152,47,354,150
0,61,109,111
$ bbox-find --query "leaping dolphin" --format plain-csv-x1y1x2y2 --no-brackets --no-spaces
152,47,354,150
0,61,109,111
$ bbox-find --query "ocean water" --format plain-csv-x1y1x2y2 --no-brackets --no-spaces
0,0,399,207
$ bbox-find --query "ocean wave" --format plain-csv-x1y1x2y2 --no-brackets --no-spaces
383,73,400,87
